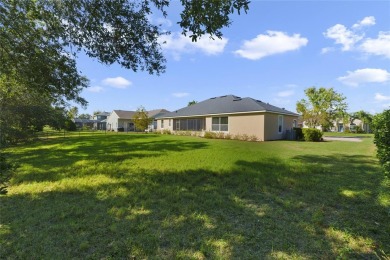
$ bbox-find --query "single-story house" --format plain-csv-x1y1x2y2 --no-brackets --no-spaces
107,109,169,132
155,95,299,141
331,118,371,133
73,118,97,129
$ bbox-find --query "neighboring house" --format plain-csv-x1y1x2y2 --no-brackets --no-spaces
93,112,110,130
106,109,169,132
73,118,97,129
155,95,299,141
147,109,170,131
331,118,370,133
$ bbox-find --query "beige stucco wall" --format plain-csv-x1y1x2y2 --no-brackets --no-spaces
228,114,265,141
157,119,173,131
157,113,298,141
264,114,297,140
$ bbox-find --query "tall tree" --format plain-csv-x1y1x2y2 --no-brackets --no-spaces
132,107,153,132
296,87,348,129
1,0,249,106
187,100,198,106
0,75,68,145
78,114,91,120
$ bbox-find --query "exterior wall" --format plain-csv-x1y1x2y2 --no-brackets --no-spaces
106,112,119,131
156,119,174,131
264,114,297,140
157,112,297,141
228,114,265,141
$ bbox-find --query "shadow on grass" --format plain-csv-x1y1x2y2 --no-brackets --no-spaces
10,135,209,184
1,152,388,258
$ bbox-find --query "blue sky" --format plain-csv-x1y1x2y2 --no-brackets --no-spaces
75,1,390,115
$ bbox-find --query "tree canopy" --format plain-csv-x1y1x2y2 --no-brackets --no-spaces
1,0,249,106
296,87,348,129
132,106,153,132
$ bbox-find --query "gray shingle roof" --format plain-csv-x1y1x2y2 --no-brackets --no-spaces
113,109,170,119
113,110,136,119
157,95,298,118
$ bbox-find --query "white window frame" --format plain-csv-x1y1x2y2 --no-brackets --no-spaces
212,117,228,132
278,115,283,134
161,120,164,128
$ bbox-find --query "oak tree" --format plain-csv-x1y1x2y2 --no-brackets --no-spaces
296,87,348,130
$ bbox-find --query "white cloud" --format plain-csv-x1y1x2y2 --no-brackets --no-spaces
352,16,376,29
375,93,390,101
87,86,104,93
360,31,390,59
338,68,390,87
323,24,363,51
277,90,295,97
323,16,390,59
172,92,190,98
382,103,390,108
234,31,308,60
159,33,228,60
102,77,132,89
321,47,335,54
155,17,172,27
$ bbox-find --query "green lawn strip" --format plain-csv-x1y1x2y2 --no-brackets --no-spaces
0,134,388,259
322,132,373,138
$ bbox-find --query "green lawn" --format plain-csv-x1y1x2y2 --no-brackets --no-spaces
1,133,389,259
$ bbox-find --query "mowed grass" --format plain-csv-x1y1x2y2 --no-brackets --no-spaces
1,133,389,259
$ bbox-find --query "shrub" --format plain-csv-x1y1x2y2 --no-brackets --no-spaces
216,132,225,139
372,110,390,177
162,129,171,135
204,131,216,139
249,135,258,142
233,134,241,140
240,134,249,141
293,127,304,140
224,133,232,140
117,127,124,132
302,128,323,142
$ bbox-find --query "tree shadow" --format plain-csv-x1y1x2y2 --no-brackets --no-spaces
1,153,388,258
10,136,209,184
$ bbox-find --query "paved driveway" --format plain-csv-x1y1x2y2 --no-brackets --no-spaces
323,136,362,142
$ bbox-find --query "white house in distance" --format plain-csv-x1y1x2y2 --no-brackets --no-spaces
155,95,299,141
106,109,169,132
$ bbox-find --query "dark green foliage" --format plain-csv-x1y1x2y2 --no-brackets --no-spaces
64,120,77,131
302,128,323,142
1,0,249,106
372,110,390,177
0,152,14,195
293,127,304,140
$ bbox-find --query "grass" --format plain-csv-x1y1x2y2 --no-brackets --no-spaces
1,133,389,259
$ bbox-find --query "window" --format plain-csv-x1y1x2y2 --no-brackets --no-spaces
212,117,228,131
173,118,205,131
169,119,171,127
161,120,164,128
293,119,297,128
278,115,283,134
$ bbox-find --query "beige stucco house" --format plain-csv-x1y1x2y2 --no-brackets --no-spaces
156,95,299,141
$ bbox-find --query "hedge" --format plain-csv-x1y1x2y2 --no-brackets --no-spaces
302,128,323,142
372,109,390,177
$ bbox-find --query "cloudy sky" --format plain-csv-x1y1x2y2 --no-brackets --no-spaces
75,1,390,115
